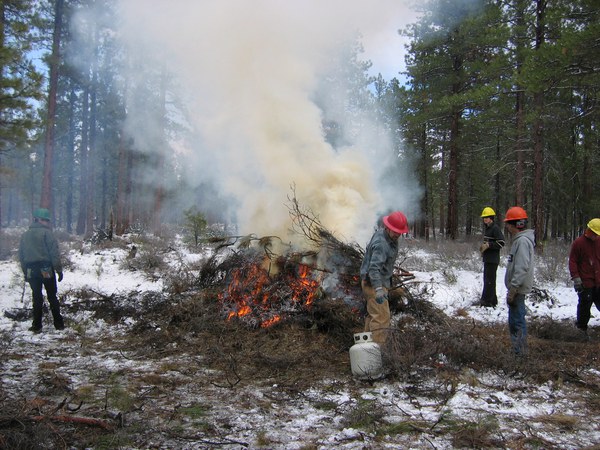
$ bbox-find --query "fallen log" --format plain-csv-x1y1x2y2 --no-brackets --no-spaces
29,414,114,430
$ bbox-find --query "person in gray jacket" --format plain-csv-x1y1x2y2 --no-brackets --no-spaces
360,211,409,345
503,206,535,355
18,208,65,333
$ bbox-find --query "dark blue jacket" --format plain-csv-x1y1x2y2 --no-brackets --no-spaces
482,221,505,264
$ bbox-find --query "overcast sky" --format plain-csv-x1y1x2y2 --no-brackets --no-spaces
361,6,417,81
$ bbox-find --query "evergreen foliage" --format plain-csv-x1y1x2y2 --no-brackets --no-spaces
183,206,207,247
0,0,597,243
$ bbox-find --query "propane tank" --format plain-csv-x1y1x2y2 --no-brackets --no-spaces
349,332,383,380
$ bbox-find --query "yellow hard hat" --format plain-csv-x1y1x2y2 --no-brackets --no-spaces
587,218,600,235
481,207,496,218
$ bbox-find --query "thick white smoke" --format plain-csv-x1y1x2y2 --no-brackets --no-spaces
115,0,419,245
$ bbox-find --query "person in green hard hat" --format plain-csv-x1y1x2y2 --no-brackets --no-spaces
18,208,65,333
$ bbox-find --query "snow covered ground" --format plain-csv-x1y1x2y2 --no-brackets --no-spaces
1,231,599,449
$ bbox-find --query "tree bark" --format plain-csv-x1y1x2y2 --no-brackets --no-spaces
151,66,168,235
40,0,64,212
417,124,429,241
531,0,547,248
446,110,460,240
76,86,89,235
65,88,76,233
511,0,528,207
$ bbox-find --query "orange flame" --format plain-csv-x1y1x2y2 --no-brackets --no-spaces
219,262,320,327
289,264,319,306
260,315,281,328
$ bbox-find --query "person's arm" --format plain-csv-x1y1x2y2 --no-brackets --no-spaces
45,231,63,274
490,226,505,250
568,240,583,291
509,240,533,290
367,241,386,289
568,240,580,280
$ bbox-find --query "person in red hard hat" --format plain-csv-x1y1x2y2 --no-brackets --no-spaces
568,218,600,338
360,211,408,345
504,206,535,355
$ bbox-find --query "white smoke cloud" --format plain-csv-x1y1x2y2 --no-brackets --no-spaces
115,0,420,245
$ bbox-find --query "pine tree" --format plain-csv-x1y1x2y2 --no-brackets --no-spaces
0,0,44,227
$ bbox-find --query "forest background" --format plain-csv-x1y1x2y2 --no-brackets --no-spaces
0,0,598,249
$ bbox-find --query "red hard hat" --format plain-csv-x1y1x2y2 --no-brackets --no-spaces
504,206,528,222
383,211,409,234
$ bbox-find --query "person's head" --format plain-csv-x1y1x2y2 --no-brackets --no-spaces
33,208,51,225
504,206,528,234
382,211,409,239
585,218,600,240
480,207,496,225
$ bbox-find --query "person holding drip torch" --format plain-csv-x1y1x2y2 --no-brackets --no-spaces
360,211,409,346
478,207,505,307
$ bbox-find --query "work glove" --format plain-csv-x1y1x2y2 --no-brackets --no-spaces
479,242,490,254
573,277,583,293
375,287,388,304
506,287,518,305
57,271,63,282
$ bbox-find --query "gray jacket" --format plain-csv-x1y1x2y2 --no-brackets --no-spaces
504,229,535,294
360,228,398,289
18,222,63,274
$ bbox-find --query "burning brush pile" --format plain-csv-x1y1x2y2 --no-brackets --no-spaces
198,230,365,330
195,197,413,336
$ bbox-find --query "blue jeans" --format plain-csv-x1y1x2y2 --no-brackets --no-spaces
508,294,527,355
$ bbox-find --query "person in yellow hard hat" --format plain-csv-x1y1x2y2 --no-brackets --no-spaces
478,207,505,307
568,218,600,339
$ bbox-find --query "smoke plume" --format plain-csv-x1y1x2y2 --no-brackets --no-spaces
114,0,419,245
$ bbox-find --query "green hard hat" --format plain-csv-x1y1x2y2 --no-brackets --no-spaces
33,208,51,221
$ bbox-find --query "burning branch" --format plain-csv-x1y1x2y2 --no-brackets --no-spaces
286,185,364,276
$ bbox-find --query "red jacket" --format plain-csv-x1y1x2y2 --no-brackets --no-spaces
569,234,600,288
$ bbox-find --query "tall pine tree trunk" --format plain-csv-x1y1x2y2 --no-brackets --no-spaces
65,88,76,233
151,66,168,235
115,131,131,235
581,94,593,221
417,125,429,241
76,87,89,235
0,4,4,229
532,0,546,248
86,78,97,238
40,0,63,212
446,110,460,240
513,0,527,207
515,89,526,206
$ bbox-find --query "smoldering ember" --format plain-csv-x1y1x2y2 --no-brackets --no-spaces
1,202,600,449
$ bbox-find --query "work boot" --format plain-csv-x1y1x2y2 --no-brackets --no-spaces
578,328,590,342
50,306,65,330
28,326,42,334
53,317,65,330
